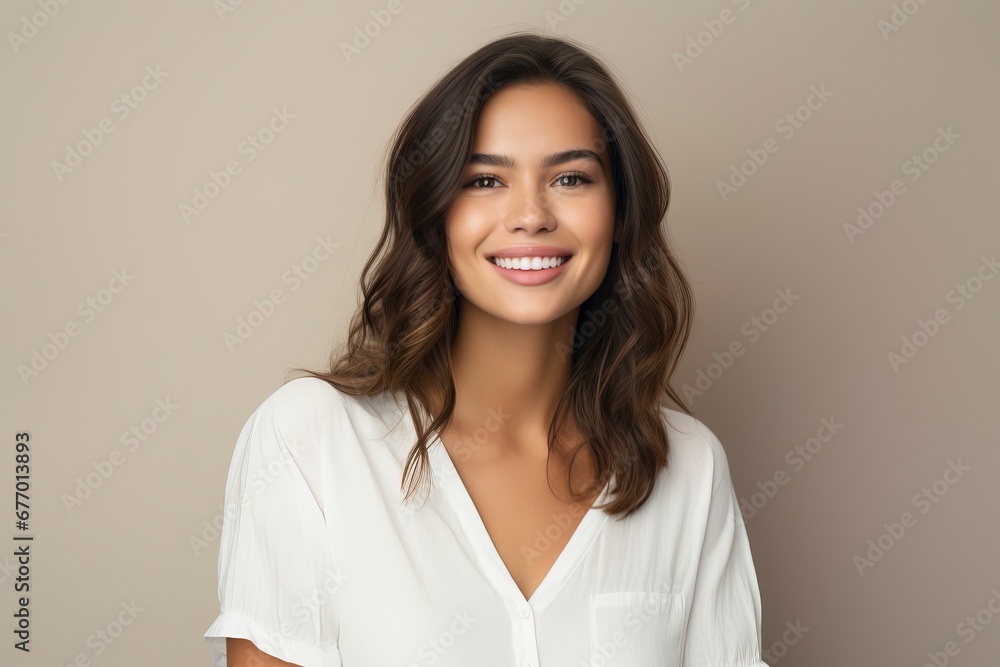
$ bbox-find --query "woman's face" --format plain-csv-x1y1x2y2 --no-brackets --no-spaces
445,82,617,326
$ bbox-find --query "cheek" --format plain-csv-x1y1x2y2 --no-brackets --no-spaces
448,194,498,232
444,211,486,274
447,197,491,231
574,200,615,244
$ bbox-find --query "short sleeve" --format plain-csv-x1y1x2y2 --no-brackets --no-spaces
203,388,343,666
683,422,769,667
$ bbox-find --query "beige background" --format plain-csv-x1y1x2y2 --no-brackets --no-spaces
2,0,998,665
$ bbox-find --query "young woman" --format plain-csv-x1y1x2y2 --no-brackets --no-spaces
205,32,768,667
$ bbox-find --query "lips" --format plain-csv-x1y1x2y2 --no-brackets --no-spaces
487,253,572,286
486,245,573,259
488,255,571,270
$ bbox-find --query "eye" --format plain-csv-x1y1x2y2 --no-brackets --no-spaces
461,171,595,189
463,173,502,189
556,171,594,188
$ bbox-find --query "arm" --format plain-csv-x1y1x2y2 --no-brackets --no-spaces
227,637,302,667
683,420,768,667
203,380,345,666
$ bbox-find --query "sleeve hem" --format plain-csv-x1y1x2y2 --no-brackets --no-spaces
686,661,770,667
204,611,343,667
734,658,770,667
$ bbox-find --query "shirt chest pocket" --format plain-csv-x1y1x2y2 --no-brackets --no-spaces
588,590,686,666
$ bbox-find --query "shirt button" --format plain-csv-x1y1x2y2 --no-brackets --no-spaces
517,607,531,619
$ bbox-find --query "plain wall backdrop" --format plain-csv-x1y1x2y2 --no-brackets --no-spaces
2,0,998,665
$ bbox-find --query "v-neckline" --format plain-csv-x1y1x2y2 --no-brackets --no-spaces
426,429,613,612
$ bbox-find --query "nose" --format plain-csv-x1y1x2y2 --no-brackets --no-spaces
506,185,555,234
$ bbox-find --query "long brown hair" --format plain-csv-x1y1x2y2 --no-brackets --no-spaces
289,31,695,519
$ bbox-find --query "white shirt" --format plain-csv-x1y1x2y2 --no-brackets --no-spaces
204,376,768,666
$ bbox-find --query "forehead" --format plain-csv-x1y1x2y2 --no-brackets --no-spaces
471,83,606,154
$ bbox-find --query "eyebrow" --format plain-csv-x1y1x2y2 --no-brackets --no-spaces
467,148,605,171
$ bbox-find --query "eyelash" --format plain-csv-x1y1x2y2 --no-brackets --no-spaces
462,171,594,189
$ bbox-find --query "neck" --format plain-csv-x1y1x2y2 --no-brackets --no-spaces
431,298,584,461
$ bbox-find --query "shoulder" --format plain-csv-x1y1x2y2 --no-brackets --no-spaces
235,377,358,472
657,405,734,493
261,374,347,408
247,377,402,456
232,377,365,507
250,376,351,438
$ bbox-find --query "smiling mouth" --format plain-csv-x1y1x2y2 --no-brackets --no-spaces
487,255,572,270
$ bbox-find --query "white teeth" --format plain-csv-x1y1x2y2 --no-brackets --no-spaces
490,256,568,270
